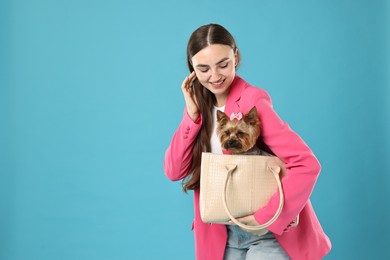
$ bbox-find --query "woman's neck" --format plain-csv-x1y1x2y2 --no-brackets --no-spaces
215,93,228,107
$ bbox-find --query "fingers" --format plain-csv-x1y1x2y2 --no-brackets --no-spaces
231,215,268,236
180,72,200,121
231,215,259,226
188,71,197,85
182,71,197,92
235,215,251,225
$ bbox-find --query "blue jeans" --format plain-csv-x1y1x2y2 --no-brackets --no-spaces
224,225,290,260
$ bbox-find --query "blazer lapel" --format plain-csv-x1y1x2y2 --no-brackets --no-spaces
222,75,246,155
224,75,246,117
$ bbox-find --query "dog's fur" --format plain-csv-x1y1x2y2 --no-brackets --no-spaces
216,106,262,155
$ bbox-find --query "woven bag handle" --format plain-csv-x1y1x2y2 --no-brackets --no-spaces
222,164,284,231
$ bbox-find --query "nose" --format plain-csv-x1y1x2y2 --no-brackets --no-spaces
209,69,221,82
226,139,242,149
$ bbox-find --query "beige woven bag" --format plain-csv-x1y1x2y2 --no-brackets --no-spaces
200,152,286,231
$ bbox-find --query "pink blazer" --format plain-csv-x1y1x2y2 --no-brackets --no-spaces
164,75,331,260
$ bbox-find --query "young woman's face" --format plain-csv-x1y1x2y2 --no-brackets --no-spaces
191,44,237,106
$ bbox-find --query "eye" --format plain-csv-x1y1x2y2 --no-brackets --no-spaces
237,131,244,137
225,130,231,136
196,67,209,73
219,63,229,69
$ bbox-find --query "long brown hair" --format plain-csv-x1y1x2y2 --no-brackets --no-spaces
182,24,241,192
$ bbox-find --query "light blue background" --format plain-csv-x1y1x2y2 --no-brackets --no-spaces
1,0,389,259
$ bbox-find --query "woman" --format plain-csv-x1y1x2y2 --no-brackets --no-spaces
164,24,331,260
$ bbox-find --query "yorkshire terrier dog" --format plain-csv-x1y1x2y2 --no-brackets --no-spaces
217,107,300,227
216,106,262,155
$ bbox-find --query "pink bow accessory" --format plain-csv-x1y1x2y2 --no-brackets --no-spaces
230,112,243,121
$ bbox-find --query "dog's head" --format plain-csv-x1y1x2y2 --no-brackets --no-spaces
216,106,261,153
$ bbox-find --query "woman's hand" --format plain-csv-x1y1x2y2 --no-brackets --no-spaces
181,71,199,122
233,215,268,236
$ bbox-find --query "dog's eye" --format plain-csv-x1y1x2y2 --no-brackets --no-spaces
237,131,244,137
225,130,231,136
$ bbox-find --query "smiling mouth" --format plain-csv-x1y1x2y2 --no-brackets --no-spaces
210,79,225,87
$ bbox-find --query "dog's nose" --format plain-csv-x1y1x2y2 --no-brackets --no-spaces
226,140,242,149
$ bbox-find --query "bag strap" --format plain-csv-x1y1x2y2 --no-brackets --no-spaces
222,164,284,231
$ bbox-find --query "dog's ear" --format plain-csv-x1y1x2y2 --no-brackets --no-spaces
243,106,259,125
216,110,229,126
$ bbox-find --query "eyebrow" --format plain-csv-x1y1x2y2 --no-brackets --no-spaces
195,57,230,68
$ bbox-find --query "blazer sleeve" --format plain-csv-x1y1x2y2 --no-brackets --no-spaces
163,109,202,181
252,89,321,235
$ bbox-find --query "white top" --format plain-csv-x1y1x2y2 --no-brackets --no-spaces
210,105,225,154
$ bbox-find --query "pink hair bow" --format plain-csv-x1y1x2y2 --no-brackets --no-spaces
230,112,243,121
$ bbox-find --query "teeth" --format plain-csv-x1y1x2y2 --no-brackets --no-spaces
211,80,223,85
